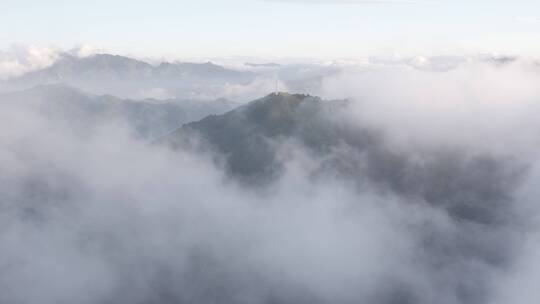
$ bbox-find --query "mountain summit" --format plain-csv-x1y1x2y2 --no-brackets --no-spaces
165,92,518,224
167,92,356,181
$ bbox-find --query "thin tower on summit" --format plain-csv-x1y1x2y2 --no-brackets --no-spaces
274,71,279,94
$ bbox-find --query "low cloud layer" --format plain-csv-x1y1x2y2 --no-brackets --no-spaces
1,55,540,304
320,59,540,156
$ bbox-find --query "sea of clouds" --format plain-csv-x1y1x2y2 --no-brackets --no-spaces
1,46,540,303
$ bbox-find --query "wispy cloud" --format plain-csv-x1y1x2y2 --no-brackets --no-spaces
0,44,60,80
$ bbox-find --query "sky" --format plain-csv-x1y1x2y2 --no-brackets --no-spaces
1,0,540,58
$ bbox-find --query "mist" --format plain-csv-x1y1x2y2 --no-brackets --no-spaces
320,59,540,156
1,54,540,304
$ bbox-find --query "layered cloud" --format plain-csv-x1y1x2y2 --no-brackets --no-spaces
1,50,540,303
0,99,519,304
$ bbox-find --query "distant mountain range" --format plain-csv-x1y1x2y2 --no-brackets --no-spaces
0,84,238,139
1,52,518,103
0,54,257,99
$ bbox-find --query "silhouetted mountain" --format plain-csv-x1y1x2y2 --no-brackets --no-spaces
169,93,352,180
1,54,256,99
167,92,521,224
157,61,252,79
1,84,237,139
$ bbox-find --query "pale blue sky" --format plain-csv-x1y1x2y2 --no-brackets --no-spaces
1,0,540,58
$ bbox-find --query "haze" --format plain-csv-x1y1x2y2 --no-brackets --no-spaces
2,1,540,304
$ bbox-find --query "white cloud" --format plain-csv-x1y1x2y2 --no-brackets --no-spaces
0,44,60,80
69,44,103,58
1,49,540,304
320,59,540,157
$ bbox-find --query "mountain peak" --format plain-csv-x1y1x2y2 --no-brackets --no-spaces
264,92,318,101
169,92,349,183
180,92,338,144
255,92,322,111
